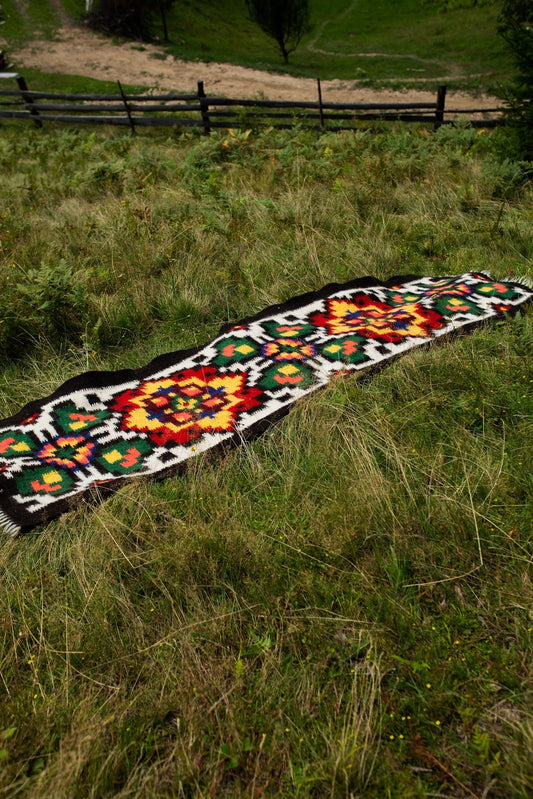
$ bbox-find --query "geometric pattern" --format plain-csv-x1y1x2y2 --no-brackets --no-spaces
0,271,531,536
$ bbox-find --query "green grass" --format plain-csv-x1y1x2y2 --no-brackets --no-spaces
0,0,516,93
0,68,149,95
0,0,61,41
0,123,532,797
146,0,515,90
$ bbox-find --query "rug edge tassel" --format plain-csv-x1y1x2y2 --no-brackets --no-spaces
509,273,533,289
478,269,533,290
0,508,22,537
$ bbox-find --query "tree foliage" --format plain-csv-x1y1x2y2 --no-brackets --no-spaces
245,0,310,63
87,0,175,41
498,0,533,159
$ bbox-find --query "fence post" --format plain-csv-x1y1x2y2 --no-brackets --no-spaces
197,80,211,135
117,80,135,134
434,84,446,130
16,75,41,128
317,78,324,128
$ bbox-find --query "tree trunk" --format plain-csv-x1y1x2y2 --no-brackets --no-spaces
159,1,169,42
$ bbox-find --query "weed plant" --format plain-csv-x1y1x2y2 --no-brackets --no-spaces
0,122,531,797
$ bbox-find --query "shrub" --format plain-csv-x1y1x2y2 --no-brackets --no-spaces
87,0,154,40
498,0,533,160
0,259,91,362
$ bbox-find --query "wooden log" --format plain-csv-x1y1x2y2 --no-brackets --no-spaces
126,102,202,112
0,90,437,109
122,93,198,102
30,102,131,112
0,109,30,118
0,80,503,132
0,109,501,129
0,90,199,101
4,88,492,117
204,97,437,110
0,90,32,97
27,102,203,113
19,99,499,117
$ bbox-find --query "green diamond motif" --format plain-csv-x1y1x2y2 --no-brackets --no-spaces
97,438,152,475
386,291,422,306
0,430,37,459
261,321,315,339
213,336,259,366
432,295,484,317
320,336,369,364
16,465,74,497
259,362,316,391
472,281,520,300
54,403,111,434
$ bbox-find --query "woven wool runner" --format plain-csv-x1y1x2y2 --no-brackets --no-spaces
0,271,531,536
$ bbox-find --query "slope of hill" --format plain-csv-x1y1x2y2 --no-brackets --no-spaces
0,0,515,92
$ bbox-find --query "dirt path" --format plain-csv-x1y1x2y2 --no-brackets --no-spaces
7,24,500,110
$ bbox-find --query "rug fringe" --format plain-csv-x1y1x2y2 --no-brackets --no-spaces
0,508,21,537
480,269,533,290
509,274,533,289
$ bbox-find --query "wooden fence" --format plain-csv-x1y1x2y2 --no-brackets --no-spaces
0,74,503,133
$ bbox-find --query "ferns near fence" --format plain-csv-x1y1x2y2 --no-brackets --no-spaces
0,75,503,133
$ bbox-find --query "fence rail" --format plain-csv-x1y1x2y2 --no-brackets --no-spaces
0,74,504,133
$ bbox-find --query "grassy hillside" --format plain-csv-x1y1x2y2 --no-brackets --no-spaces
155,0,513,89
0,0,515,92
0,123,531,797
0,0,61,40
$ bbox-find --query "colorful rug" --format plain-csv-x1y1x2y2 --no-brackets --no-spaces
0,271,531,536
